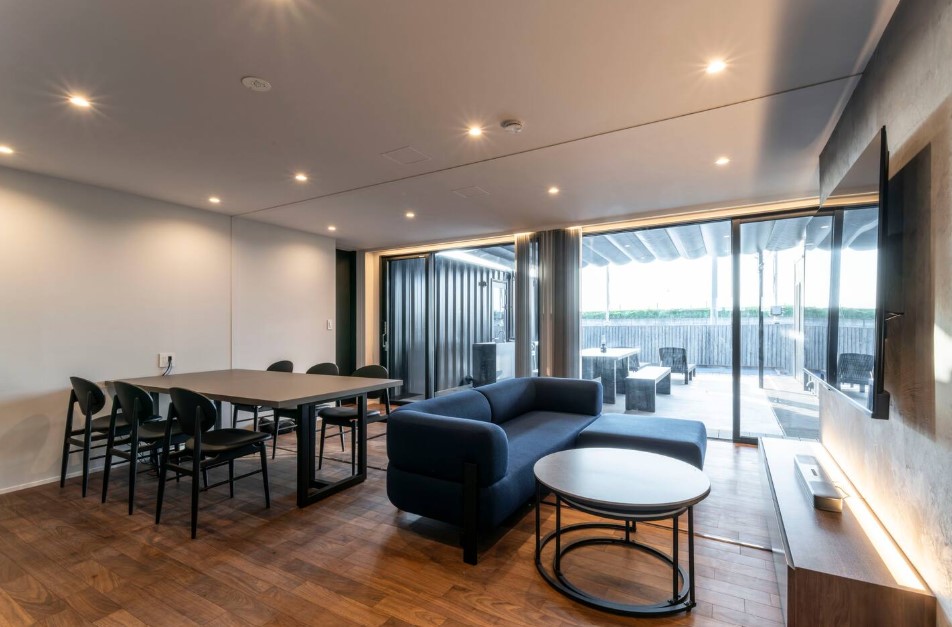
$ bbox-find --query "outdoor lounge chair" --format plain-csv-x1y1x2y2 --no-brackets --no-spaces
837,353,874,392
659,347,696,384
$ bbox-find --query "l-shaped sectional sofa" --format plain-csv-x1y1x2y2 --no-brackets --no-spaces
386,376,707,564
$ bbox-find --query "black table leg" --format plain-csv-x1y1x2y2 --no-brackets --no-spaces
296,395,368,507
296,402,315,507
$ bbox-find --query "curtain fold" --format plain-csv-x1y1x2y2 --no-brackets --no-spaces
539,228,581,378
514,233,534,378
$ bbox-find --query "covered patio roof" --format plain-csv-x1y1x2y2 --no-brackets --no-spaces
583,210,878,267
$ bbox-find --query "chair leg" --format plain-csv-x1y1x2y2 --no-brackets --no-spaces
318,420,327,470
253,407,259,432
202,468,209,490
155,449,168,525
127,437,139,515
228,460,235,499
232,405,238,429
81,420,93,498
260,445,271,508
272,420,279,459
60,428,72,488
101,428,117,504
191,458,201,539
338,425,345,451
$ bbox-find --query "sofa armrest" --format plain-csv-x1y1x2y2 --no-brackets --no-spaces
387,411,508,487
533,377,603,416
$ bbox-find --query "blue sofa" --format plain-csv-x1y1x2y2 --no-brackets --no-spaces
386,376,707,564
387,377,602,564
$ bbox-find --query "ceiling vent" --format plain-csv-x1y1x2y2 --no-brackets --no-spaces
381,146,431,165
501,119,525,134
241,76,272,92
452,186,490,199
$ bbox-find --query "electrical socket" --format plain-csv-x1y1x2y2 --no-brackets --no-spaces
158,352,175,368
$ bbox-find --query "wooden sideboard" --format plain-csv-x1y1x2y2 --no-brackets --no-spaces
760,437,935,626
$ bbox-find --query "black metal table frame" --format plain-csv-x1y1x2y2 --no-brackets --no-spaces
534,482,697,617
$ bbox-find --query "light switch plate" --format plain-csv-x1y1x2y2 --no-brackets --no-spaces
326,319,334,330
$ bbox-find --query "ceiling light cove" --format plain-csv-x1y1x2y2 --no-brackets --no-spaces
294,173,308,182
328,225,337,232
0,145,13,155
548,186,560,195
208,196,221,204
68,95,92,108
715,156,731,166
467,126,483,137
706,59,727,74
405,211,416,219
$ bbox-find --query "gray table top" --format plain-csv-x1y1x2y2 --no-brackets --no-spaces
534,448,710,513
580,347,640,359
109,369,402,409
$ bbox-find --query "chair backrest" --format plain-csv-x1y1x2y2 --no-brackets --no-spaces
352,365,389,401
307,362,339,376
114,381,155,425
169,387,217,436
837,353,874,380
69,376,106,416
267,360,294,373
659,347,687,371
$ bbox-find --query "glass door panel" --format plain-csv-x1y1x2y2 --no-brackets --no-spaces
736,214,832,441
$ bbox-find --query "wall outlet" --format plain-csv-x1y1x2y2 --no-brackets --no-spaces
326,319,334,330
158,352,175,368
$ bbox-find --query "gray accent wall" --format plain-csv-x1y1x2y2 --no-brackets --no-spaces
818,0,952,623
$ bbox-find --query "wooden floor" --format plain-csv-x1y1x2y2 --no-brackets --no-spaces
0,422,783,626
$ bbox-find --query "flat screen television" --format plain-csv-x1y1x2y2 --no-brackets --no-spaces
821,127,895,419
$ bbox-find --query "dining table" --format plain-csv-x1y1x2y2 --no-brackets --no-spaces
580,347,641,404
108,369,401,507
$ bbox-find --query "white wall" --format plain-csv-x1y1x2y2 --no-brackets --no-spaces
231,218,336,371
0,166,335,494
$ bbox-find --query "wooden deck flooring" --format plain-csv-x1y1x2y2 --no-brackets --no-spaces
0,422,782,626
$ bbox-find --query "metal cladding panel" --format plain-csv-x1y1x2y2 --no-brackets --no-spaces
433,256,511,392
388,257,427,398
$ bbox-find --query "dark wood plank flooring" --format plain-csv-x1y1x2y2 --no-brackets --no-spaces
0,420,782,626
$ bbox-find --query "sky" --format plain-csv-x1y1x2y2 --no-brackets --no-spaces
580,247,878,313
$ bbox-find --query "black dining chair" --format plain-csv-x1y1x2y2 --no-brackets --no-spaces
102,381,188,515
232,360,293,430
156,387,271,538
265,362,340,459
317,365,391,474
60,376,130,497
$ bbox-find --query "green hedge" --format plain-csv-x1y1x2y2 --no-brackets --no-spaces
580,307,874,320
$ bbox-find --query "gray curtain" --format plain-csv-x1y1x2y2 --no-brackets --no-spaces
539,228,581,378
514,233,534,378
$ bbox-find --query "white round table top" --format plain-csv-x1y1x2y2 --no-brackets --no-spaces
533,448,711,513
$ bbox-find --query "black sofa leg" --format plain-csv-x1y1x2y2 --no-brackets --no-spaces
463,462,478,565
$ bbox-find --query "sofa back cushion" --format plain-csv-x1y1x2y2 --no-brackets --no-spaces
532,377,603,416
476,378,537,424
392,389,492,422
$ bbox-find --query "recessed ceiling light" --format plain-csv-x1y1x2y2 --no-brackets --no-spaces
328,225,337,232
706,60,727,74
548,186,560,195
294,173,308,182
715,156,731,166
467,126,483,137
405,211,416,219
68,95,91,108
0,145,13,155
208,196,221,204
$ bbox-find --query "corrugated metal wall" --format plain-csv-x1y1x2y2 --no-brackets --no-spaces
388,257,427,398
433,257,511,392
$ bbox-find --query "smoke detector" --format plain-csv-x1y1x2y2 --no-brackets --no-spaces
241,76,272,92
501,119,525,134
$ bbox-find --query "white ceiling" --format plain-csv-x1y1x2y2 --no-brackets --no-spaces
0,0,898,250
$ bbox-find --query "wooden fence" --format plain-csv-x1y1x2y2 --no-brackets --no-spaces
582,318,874,373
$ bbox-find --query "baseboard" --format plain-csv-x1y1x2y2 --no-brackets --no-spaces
0,466,100,496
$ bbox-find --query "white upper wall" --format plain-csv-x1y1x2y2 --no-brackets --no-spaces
0,166,335,493
231,218,336,371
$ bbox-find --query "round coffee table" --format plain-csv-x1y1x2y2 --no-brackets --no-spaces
533,448,711,617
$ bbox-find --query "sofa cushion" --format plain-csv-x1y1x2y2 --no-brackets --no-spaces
500,410,600,506
476,378,537,424
392,389,492,422
575,413,707,469
532,377,603,416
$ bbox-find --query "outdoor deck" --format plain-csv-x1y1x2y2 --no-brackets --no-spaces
603,367,822,440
